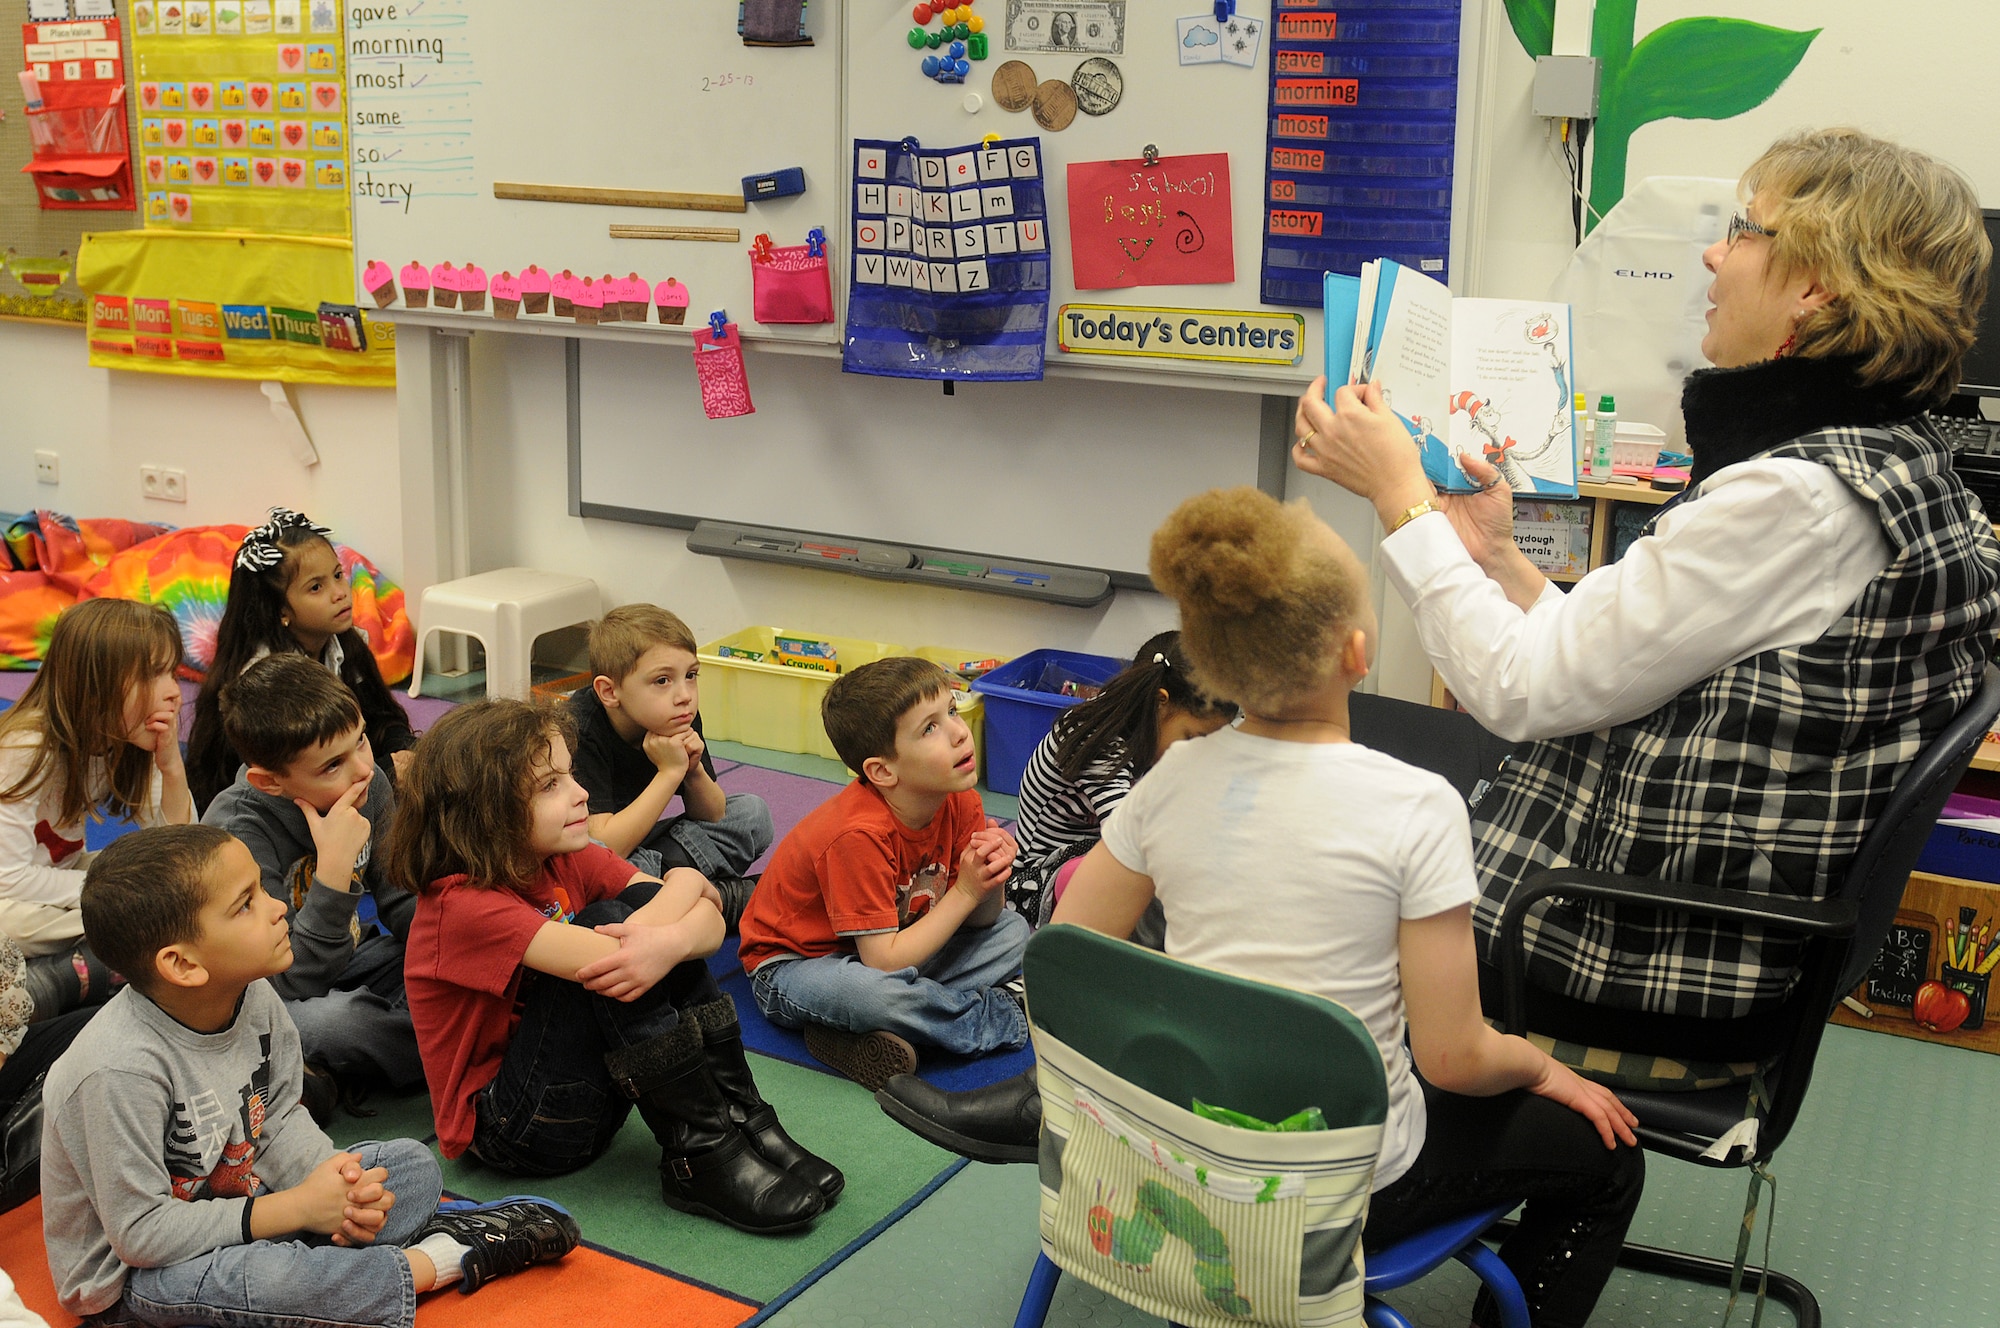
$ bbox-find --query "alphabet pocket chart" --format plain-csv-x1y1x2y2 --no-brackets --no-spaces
842,135,1051,382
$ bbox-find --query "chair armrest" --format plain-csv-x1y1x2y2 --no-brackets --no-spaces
1495,868,1860,1036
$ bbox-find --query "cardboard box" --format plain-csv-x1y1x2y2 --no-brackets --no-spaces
1830,871,2000,1055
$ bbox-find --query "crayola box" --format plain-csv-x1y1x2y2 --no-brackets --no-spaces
1832,871,2000,1057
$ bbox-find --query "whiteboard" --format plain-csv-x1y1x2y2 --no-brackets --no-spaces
844,1,1331,388
575,338,1268,581
347,0,842,347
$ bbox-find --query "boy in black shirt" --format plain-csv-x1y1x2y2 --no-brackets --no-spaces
566,605,772,928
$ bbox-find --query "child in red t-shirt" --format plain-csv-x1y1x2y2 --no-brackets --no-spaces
739,658,1028,1090
388,699,840,1235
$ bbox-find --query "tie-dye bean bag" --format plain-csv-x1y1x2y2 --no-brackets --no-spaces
0,512,415,687
0,511,177,667
81,525,416,685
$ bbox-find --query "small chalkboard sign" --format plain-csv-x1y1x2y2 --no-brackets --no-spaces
1865,921,1934,1007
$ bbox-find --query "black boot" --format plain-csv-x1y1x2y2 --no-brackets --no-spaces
711,875,759,932
687,997,845,1204
604,1018,825,1234
875,1069,1041,1164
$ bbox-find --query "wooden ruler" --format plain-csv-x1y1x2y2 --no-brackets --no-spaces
492,182,746,213
609,224,743,243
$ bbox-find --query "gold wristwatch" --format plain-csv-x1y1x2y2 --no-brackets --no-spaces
1385,499,1440,536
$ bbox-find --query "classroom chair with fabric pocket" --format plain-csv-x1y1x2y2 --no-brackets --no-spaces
1490,663,2000,1328
1012,923,1529,1328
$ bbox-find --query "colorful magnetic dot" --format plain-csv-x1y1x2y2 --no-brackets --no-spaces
949,38,966,58
968,14,984,33
907,26,927,47
913,3,933,22
922,54,941,76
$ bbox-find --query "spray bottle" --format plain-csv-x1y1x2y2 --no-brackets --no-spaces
1592,395,1618,481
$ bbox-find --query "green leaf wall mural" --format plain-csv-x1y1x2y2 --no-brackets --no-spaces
1501,0,1820,230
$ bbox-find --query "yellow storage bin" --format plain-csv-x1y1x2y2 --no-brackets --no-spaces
698,629,995,778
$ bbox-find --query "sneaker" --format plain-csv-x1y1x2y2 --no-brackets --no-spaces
414,1196,582,1294
803,1024,918,1092
999,973,1028,1017
712,875,759,931
300,1062,337,1127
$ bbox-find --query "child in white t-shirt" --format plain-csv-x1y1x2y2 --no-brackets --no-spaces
1056,487,1643,1328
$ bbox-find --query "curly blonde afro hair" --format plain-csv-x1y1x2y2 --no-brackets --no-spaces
1149,487,1365,716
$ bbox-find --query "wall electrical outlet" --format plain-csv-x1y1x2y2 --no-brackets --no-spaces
140,466,187,501
34,451,59,484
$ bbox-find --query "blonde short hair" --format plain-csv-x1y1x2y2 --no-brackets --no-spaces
588,604,698,683
1149,488,1363,717
1744,128,1991,405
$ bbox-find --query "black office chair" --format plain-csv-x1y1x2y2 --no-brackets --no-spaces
1349,690,1517,804
1489,664,2000,1328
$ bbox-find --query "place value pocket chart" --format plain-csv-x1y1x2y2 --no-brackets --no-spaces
843,136,1051,382
1259,0,1461,306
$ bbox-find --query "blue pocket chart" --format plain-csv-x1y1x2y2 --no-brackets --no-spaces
843,136,1051,382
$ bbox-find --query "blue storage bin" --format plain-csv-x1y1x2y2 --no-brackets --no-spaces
971,648,1124,796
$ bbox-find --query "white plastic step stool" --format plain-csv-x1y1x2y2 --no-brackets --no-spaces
406,568,601,701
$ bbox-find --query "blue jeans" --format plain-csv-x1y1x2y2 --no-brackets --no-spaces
467,882,721,1176
286,934,425,1089
106,1138,442,1328
751,911,1030,1056
628,792,773,881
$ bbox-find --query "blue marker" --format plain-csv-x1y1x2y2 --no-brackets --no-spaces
986,567,1050,586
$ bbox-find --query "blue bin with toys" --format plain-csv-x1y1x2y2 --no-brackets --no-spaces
971,648,1124,795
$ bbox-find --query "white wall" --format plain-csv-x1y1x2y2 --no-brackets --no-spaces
10,0,1993,703
0,320,404,573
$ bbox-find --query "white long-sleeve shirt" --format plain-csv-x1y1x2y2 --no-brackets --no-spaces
1382,457,1893,744
0,740,163,912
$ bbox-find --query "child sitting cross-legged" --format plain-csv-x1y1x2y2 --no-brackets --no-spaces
738,657,1029,1090
1054,488,1643,1328
200,653,423,1116
41,824,580,1328
389,700,838,1234
567,605,774,930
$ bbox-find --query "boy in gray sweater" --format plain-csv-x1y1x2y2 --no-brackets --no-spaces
41,825,580,1326
200,654,420,1102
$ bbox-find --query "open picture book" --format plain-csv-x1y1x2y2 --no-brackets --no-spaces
1325,261,1579,496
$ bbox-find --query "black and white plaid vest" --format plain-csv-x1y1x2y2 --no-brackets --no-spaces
1471,416,2000,1019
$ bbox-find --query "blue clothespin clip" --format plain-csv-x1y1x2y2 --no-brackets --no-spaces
807,227,826,258
708,310,728,339
1214,0,1235,21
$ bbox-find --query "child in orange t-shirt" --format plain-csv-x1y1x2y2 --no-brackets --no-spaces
739,658,1027,1089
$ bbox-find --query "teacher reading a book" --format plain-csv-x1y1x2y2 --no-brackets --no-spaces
1294,127,2000,1064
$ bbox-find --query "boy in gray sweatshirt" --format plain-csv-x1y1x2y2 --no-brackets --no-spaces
41,824,580,1326
200,654,420,1099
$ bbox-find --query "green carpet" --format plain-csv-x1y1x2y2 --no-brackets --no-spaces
339,1056,955,1304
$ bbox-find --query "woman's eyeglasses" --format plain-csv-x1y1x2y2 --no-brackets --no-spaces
1727,213,1778,247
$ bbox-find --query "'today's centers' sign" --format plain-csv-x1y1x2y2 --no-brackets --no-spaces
1056,304,1305,366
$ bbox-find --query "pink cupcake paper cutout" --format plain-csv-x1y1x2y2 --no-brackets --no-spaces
573,276,603,326
619,273,650,322
552,269,579,319
363,260,396,309
459,262,488,313
430,261,460,309
490,271,523,320
597,274,622,323
399,261,431,308
654,277,689,325
519,265,551,315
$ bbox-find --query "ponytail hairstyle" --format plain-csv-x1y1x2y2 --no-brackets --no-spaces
1150,487,1365,717
1049,630,1234,783
187,507,410,810
0,598,184,826
384,699,577,897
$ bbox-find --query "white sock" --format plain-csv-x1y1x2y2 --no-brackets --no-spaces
413,1233,471,1289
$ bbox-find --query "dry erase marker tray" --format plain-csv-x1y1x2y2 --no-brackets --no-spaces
686,520,1112,606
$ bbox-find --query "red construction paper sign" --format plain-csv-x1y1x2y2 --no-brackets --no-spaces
1066,153,1235,290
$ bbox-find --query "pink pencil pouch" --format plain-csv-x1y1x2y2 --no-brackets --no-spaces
749,228,833,324
692,321,754,419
